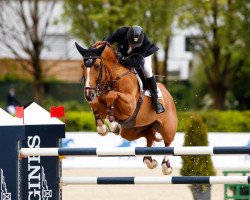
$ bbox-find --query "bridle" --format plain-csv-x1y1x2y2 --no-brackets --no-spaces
80,54,131,99
80,55,104,99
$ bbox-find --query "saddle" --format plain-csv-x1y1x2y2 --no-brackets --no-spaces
118,67,162,128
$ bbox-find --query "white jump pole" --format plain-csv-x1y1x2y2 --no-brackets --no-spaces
60,176,250,185
20,146,250,157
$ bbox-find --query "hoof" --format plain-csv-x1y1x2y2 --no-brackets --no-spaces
161,157,173,175
97,124,108,136
105,119,121,135
162,164,173,175
112,123,121,135
143,157,158,169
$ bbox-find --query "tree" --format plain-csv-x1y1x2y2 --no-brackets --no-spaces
231,60,250,110
62,0,182,86
178,0,250,110
125,0,183,86
0,0,57,105
181,114,215,200
62,0,131,46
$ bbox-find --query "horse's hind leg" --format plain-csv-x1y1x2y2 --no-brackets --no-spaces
160,124,177,175
120,128,158,169
143,156,158,169
160,120,176,175
143,143,158,170
161,142,173,175
160,103,177,175
142,128,159,170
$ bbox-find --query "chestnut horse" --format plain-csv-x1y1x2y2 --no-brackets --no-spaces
75,41,178,175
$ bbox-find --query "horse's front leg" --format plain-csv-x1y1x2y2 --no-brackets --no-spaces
90,100,108,136
105,90,121,135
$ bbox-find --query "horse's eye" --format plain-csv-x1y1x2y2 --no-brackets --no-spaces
85,58,93,67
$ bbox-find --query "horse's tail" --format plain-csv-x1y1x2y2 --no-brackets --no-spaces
143,128,162,147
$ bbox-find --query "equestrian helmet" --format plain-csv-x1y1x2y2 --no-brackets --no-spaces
127,25,144,48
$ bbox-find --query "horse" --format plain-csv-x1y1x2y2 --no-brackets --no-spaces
75,41,178,175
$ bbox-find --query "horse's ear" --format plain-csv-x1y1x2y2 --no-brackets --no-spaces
75,42,87,57
94,43,107,56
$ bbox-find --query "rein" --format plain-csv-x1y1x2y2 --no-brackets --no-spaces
96,58,132,96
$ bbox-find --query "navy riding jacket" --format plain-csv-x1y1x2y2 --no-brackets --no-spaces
105,26,159,68
7,93,19,106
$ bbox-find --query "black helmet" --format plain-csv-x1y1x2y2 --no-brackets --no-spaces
127,25,144,48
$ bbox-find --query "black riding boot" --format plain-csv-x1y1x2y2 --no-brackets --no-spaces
146,76,165,114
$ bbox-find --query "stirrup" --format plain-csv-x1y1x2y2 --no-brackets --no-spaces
155,102,165,114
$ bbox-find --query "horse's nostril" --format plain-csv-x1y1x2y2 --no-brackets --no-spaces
84,93,96,102
85,96,92,102
84,88,96,102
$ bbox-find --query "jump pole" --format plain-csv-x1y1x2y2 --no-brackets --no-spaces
2,103,250,199
20,146,250,157
60,176,250,185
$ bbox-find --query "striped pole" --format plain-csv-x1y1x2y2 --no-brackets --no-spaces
20,146,250,157
60,176,250,185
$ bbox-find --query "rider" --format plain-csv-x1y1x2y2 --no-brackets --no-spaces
104,25,165,114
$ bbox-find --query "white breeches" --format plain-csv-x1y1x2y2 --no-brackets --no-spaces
143,56,153,78
7,105,15,115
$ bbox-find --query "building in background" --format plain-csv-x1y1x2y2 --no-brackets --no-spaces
0,2,198,82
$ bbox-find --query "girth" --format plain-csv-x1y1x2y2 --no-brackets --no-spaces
117,90,145,128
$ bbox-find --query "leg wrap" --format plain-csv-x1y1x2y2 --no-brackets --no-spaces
107,105,115,122
93,110,103,125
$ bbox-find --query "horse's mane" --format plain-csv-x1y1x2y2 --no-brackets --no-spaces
92,41,117,57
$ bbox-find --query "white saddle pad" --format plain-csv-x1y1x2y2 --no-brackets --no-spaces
136,73,163,99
